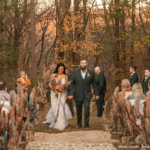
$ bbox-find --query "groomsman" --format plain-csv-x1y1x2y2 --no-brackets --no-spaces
146,80,150,95
66,69,74,116
129,66,138,87
142,69,150,95
94,67,106,117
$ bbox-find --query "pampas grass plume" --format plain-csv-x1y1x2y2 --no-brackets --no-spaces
134,93,141,118
114,86,119,100
127,100,132,113
146,91,150,118
145,118,150,134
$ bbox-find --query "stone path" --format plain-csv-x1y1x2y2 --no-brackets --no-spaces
26,130,119,150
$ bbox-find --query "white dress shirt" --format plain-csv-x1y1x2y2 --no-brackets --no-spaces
81,68,87,79
97,71,101,76
145,76,150,80
131,72,135,76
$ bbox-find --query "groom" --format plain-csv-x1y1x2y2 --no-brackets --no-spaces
68,59,99,129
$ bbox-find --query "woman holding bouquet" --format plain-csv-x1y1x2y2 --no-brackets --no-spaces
43,63,72,130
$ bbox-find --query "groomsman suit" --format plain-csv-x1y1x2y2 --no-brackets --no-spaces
130,72,138,87
68,68,99,128
94,71,106,117
142,76,150,95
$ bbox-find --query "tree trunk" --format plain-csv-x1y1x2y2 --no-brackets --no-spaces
120,5,126,78
131,0,135,65
83,0,87,40
113,0,120,86
56,0,71,60
30,0,37,78
58,0,65,59
0,1,3,75
14,0,20,68
74,0,81,64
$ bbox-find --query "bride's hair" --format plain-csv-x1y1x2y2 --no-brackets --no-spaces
53,63,66,74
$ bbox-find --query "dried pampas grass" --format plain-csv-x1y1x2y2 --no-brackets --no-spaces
129,115,138,132
117,101,122,114
2,112,7,129
113,112,118,125
120,115,126,128
17,84,23,108
133,105,138,119
112,101,118,112
62,81,72,91
23,92,28,112
145,118,150,134
9,124,15,140
7,138,15,150
50,74,56,85
127,100,132,114
121,103,126,116
127,119,133,133
118,91,126,104
146,91,150,118
114,86,119,101
134,93,141,118
9,90,17,106
103,96,113,119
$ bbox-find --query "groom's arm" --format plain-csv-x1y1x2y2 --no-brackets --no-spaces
68,70,75,96
92,72,99,97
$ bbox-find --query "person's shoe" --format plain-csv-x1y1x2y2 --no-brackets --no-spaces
97,115,102,117
85,127,90,130
76,125,81,129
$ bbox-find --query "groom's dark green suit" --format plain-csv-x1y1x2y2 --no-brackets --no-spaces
68,68,99,128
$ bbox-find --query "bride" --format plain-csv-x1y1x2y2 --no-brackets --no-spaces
43,63,72,130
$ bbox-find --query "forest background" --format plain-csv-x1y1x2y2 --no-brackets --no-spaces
0,0,150,98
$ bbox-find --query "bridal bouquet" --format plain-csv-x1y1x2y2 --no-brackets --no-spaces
50,75,71,97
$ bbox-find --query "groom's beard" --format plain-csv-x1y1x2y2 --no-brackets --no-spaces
80,66,87,71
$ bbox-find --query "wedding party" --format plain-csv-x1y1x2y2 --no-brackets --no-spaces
1,58,150,149
1,0,150,149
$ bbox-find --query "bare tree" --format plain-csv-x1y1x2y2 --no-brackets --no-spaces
30,0,37,78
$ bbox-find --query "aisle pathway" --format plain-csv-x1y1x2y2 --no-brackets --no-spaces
26,130,119,150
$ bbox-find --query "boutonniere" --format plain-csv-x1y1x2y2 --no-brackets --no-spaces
95,75,98,78
130,76,132,79
87,72,90,77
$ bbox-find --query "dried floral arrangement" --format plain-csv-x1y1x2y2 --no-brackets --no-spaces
31,65,55,110
0,84,39,150
50,74,71,97
103,87,150,146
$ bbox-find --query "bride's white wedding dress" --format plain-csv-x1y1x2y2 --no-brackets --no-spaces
43,78,72,130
